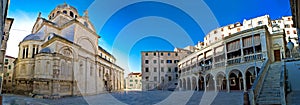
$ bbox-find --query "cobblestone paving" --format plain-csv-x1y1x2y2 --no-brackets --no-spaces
3,91,243,105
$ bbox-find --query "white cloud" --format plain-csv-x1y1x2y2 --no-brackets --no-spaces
6,10,36,58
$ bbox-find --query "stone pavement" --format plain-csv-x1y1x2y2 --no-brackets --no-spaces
2,91,243,105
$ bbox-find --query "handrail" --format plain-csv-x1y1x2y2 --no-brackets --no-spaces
249,58,270,105
280,61,286,105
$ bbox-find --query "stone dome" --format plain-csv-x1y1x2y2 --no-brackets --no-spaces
39,47,52,53
22,33,44,41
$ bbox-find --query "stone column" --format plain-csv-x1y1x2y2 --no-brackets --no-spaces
204,76,207,92
243,75,247,92
240,38,244,63
227,76,230,93
196,76,199,91
214,77,218,92
224,42,228,66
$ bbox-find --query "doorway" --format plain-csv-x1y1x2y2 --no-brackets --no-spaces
274,50,281,61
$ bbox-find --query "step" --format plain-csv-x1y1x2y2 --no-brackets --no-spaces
257,100,281,105
257,96,281,101
259,93,281,97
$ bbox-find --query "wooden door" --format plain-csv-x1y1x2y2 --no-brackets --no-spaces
274,50,281,61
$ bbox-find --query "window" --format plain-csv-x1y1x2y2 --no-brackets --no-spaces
168,76,172,81
166,60,172,63
161,67,164,72
214,30,217,34
153,52,156,56
145,53,148,56
57,11,60,14
70,11,74,17
145,60,149,64
258,21,262,25
278,20,281,23
160,52,164,56
153,60,157,64
145,77,149,81
154,76,157,81
63,10,67,14
174,67,178,72
130,84,133,86
4,59,8,65
288,17,291,21
161,60,164,63
287,31,290,34
8,65,11,69
168,53,171,56
285,24,290,28
215,37,217,41
168,67,172,72
174,60,179,63
154,67,157,72
221,28,224,31
145,67,149,72
84,22,89,28
175,53,178,56
130,80,133,82
294,30,297,34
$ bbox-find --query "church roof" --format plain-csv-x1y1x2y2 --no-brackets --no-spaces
39,47,52,53
22,32,44,41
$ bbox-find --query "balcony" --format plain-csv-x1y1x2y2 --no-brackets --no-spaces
227,57,241,65
214,61,225,68
244,53,263,62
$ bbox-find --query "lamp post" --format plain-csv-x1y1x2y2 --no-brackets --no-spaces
287,38,294,58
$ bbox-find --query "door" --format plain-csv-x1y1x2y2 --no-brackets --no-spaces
274,50,281,61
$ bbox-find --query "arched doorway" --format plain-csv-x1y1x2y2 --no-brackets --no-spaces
206,74,215,91
216,72,227,91
198,76,204,91
229,69,243,90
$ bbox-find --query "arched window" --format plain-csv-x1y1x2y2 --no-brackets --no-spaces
63,10,67,14
57,11,60,14
70,11,74,17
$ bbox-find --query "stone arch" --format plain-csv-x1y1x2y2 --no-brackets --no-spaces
216,71,227,91
182,78,186,90
179,79,182,89
77,36,97,54
228,69,243,90
58,46,76,58
187,77,191,90
205,73,215,91
198,75,205,91
192,76,197,91
245,66,260,90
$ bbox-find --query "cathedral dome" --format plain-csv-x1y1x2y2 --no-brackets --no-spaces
39,47,52,53
22,33,43,41
48,3,79,20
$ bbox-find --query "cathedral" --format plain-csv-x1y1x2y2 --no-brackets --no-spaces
13,3,124,98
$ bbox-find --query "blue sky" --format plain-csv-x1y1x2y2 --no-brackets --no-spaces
7,0,291,75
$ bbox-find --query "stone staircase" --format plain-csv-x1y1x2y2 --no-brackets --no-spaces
257,62,282,105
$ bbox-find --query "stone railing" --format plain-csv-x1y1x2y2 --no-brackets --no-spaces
214,61,225,68
280,61,286,105
244,53,263,62
227,57,241,65
249,58,270,105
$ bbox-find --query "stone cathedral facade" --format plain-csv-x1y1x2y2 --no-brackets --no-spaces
13,3,124,98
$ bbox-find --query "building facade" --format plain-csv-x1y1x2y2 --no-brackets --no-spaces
141,49,191,91
13,3,124,98
2,55,15,93
178,15,288,92
125,72,142,90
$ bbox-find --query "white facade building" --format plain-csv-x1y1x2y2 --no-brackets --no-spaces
125,72,142,90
